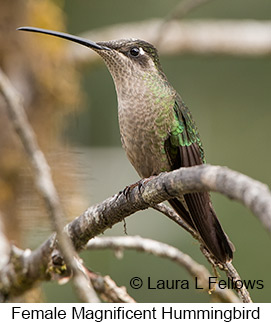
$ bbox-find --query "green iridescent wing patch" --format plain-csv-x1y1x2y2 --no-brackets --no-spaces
165,98,205,170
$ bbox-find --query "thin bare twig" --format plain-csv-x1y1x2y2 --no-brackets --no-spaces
0,68,99,302
225,262,252,303
87,236,240,303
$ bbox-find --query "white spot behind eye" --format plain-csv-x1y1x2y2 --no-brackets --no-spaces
139,47,145,55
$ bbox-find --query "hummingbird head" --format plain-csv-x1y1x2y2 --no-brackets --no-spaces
17,27,171,101
94,39,173,109
95,39,166,79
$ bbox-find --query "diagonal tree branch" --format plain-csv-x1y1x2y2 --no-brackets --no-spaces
66,165,271,253
225,262,252,304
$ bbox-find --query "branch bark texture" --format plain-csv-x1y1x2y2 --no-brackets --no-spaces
67,165,271,252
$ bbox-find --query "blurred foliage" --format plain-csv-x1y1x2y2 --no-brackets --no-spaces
1,0,271,302
0,0,86,301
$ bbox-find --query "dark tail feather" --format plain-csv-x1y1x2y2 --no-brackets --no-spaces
169,198,196,230
169,194,234,263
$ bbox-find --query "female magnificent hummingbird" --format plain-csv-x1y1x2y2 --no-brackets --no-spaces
18,27,234,263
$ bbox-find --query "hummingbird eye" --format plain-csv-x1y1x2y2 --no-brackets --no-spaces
129,47,140,57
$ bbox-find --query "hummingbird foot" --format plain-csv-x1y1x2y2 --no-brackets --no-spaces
137,176,157,193
120,176,157,199
119,180,142,200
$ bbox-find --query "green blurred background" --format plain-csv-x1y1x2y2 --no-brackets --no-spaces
10,0,271,302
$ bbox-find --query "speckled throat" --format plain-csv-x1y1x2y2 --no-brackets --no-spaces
98,46,177,178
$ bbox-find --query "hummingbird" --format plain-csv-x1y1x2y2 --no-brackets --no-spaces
18,27,234,263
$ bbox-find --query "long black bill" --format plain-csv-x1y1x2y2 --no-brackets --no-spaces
17,27,110,51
